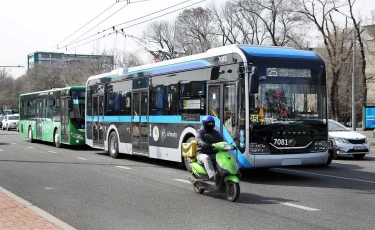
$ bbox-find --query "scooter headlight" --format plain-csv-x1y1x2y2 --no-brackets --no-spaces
223,144,233,151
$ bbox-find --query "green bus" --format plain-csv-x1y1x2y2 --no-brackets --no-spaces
19,86,85,147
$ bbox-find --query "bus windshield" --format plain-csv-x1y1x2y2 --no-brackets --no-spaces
252,82,327,124
70,89,85,130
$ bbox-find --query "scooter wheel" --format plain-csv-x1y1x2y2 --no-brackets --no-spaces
225,181,240,202
193,184,205,194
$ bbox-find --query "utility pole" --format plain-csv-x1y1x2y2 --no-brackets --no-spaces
334,8,357,130
352,28,356,131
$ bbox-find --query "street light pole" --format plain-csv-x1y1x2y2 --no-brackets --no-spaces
333,8,357,130
352,28,356,131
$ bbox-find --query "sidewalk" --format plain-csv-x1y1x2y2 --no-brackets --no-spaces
355,129,375,142
0,186,75,230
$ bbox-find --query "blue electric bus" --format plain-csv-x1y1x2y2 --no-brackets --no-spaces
85,44,329,170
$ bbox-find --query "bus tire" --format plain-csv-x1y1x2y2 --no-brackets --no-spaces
108,131,120,158
54,129,61,148
28,127,34,143
183,137,195,172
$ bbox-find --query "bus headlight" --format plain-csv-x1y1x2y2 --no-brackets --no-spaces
71,133,84,140
313,141,327,151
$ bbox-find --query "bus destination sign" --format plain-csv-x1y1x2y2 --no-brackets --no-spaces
266,68,311,78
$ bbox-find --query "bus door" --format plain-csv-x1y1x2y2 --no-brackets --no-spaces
61,97,70,143
207,82,238,144
92,95,105,148
131,91,149,155
36,99,44,139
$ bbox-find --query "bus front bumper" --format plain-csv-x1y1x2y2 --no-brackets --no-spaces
251,151,328,168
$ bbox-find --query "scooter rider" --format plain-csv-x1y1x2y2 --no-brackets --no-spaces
196,115,224,182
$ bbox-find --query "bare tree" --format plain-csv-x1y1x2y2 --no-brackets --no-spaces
0,69,17,110
212,1,267,45
109,48,143,68
297,0,354,120
175,7,219,55
236,0,307,47
143,20,179,57
346,0,368,106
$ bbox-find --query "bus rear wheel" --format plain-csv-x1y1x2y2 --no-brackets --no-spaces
54,129,61,148
28,127,34,143
108,131,120,158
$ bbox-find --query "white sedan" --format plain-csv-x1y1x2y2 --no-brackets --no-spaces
328,119,370,159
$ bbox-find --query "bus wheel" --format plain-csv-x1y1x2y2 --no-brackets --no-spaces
109,131,120,158
183,137,194,172
54,129,61,148
28,127,34,143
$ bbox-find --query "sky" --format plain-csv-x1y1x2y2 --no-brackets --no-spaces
0,0,374,79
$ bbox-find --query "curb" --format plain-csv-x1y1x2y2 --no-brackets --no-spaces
0,186,77,230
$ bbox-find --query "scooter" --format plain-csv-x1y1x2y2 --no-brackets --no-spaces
183,136,241,202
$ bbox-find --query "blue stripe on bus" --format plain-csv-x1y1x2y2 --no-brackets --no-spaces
86,115,252,168
212,117,252,169
73,99,84,104
86,116,202,123
128,60,212,75
240,46,317,60
108,60,212,78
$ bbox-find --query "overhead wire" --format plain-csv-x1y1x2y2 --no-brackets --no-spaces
62,1,131,50
58,0,193,50
44,1,118,51
65,0,207,52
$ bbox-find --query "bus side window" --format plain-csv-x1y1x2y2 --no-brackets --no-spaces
120,92,131,116
163,84,177,115
106,89,114,116
150,86,163,115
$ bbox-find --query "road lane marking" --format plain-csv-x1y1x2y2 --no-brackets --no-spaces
174,179,191,184
276,168,375,184
48,151,57,154
280,202,319,211
44,187,56,190
28,147,34,149
332,161,355,165
115,166,131,170
0,149,3,152
76,157,88,161
11,143,16,145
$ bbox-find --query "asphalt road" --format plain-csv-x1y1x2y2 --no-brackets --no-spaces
1,130,375,230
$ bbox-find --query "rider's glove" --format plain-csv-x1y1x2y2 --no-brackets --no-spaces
204,144,212,149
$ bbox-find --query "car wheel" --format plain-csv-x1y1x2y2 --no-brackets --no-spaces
353,154,365,159
325,149,335,166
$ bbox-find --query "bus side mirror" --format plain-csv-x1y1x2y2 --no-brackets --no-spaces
68,100,73,110
249,67,259,94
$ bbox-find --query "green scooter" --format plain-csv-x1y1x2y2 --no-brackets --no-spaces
187,138,241,202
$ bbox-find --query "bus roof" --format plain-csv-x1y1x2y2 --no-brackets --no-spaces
19,86,85,96
87,44,323,82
